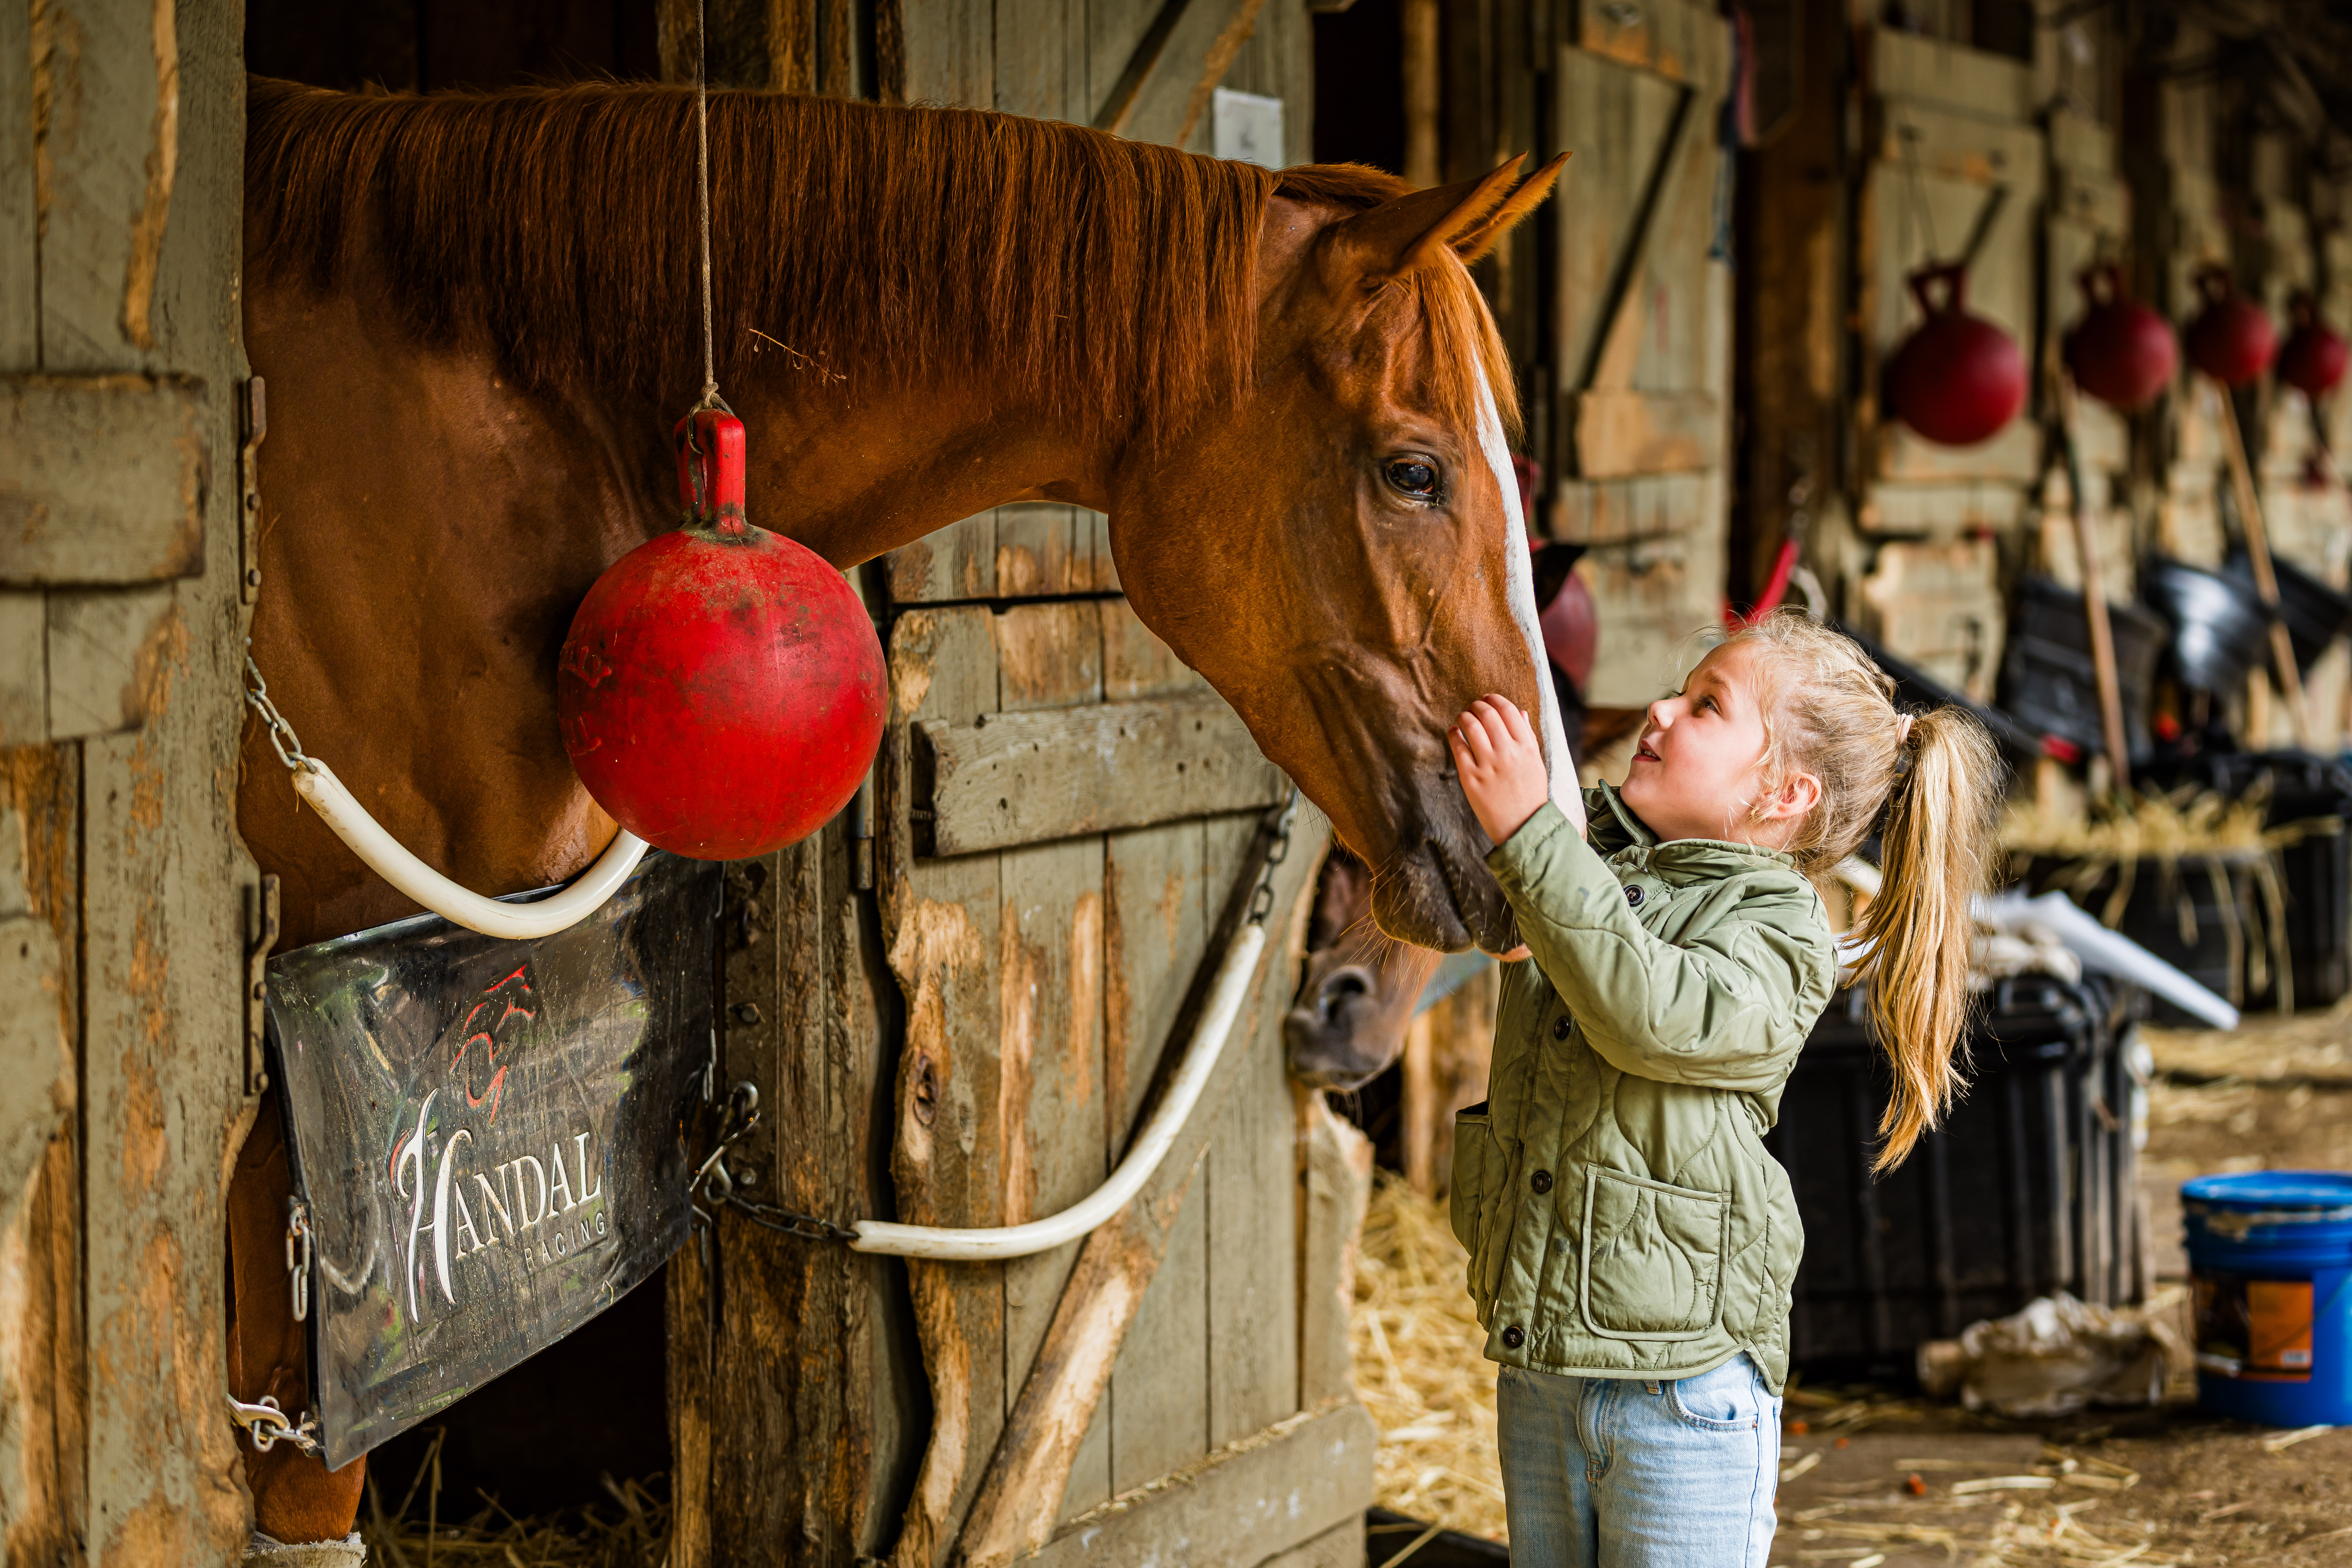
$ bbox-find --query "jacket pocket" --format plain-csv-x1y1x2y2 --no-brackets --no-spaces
1578,1166,1730,1341
1449,1104,1496,1264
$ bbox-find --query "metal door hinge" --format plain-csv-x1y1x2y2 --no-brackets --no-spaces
245,874,280,1095
239,378,267,605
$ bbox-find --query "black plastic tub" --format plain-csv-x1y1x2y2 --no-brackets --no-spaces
1997,576,2167,765
1367,1509,1507,1565
2142,556,2270,694
2147,750,2352,1008
1767,976,2141,1379
2224,551,2352,671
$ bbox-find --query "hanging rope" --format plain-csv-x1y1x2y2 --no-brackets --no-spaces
695,0,720,410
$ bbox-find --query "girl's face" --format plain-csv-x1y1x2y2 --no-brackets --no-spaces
1621,642,1807,844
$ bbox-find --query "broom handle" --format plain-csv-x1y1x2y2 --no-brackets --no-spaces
2055,376,2132,797
2214,379,2313,748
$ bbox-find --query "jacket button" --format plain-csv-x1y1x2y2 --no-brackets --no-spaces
1552,1016,1571,1041
1625,884,1645,908
1502,1325,1525,1350
1530,1170,1553,1195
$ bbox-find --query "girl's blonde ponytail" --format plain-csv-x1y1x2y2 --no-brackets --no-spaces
1718,612,2005,1172
1852,705,2001,1171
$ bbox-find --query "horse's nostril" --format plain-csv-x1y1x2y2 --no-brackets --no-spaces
1315,965,1377,1022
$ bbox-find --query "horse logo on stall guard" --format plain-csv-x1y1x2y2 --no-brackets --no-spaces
385,961,612,1323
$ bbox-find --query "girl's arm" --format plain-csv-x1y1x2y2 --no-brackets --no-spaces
1449,697,1832,1091
1485,800,1831,1091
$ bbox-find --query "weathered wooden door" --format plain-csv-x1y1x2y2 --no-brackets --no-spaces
1547,0,1734,706
1,0,258,1560
663,3,1380,1559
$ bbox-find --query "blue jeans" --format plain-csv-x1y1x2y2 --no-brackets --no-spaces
1497,1356,1781,1567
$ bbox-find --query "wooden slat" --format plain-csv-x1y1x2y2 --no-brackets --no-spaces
0,375,208,586
1576,526,1729,707
1204,812,1295,1446
886,505,1117,605
919,693,1285,856
1551,471,1717,547
1100,819,1211,1493
882,604,1008,1567
1870,29,2031,120
1568,390,1723,477
1873,420,2042,485
1031,1401,1377,1568
898,0,995,106
41,586,180,740
1857,480,2027,536
995,602,1109,1517
1297,1097,1373,1406
1869,97,2045,198
0,0,31,369
1100,598,1206,699
1570,0,1728,91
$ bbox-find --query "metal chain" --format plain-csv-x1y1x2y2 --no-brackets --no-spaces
285,1197,313,1324
1244,787,1301,927
228,1394,321,1456
687,1082,859,1244
243,644,310,773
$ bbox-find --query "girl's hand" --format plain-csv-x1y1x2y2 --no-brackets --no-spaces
1450,695,1550,847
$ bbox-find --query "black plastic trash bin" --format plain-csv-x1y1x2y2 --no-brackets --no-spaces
1766,976,2142,1379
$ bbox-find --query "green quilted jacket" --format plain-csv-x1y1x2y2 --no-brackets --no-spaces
1449,783,1837,1392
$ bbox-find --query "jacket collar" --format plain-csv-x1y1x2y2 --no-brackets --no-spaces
1583,782,1799,878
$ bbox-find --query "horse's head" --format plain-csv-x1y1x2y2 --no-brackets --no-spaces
1109,156,1571,952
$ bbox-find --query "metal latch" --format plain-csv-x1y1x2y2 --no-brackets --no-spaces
245,874,280,1096
240,378,267,604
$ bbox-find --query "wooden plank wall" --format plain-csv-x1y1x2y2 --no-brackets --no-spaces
1545,0,1734,708
1846,30,2045,704
671,3,1348,1556
874,559,1318,1554
0,1,255,1562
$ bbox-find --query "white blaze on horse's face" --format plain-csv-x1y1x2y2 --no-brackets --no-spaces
1475,383,1586,837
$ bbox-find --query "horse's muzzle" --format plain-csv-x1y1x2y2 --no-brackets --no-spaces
1370,832,1519,955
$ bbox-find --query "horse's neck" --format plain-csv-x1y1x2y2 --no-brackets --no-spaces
727,378,1115,570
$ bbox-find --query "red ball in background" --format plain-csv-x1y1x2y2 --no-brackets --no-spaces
2185,266,2276,388
558,409,887,860
2064,263,2178,412
1885,263,2027,446
2280,292,2350,400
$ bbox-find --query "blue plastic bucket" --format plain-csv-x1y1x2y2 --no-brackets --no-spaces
2183,1170,2352,1426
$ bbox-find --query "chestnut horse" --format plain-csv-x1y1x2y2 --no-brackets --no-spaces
234,79,1566,1543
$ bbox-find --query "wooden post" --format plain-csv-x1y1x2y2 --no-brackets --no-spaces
2214,377,2314,749
1402,0,1439,188
2052,375,2133,798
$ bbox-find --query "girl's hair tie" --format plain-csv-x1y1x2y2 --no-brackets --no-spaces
1894,712,1916,748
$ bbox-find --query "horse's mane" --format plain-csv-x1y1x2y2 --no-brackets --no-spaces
244,78,1516,444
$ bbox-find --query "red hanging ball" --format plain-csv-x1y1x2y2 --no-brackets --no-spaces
2279,292,2350,399
1885,263,2027,447
2185,266,2277,387
2063,263,2178,412
557,408,887,860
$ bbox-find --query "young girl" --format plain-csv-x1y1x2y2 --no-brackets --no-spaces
1444,610,2002,1568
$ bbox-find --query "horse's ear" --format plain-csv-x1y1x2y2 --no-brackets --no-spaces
1324,156,1531,291
1450,152,1571,263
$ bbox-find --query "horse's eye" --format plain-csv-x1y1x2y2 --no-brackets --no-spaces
1385,458,1439,498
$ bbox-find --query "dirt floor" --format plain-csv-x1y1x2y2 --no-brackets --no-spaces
1351,1002,2352,1566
